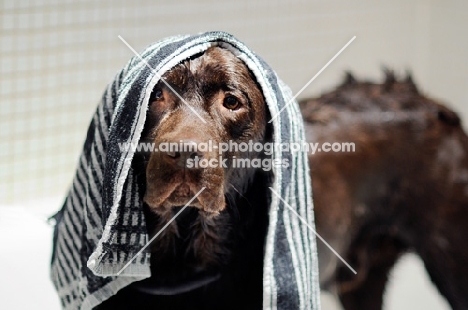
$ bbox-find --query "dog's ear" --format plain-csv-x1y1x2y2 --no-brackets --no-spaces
264,108,273,141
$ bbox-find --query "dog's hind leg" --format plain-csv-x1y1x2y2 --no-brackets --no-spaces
336,235,407,310
415,232,468,310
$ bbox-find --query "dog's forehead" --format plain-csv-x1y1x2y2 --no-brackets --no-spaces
194,47,246,80
164,47,247,86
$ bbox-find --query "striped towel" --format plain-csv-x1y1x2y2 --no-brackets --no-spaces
50,31,321,310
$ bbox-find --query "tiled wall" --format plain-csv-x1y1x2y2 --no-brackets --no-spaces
1,0,467,204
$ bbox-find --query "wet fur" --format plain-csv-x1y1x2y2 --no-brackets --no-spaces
302,71,468,310
97,47,271,310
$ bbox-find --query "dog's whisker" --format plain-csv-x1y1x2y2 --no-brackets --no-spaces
225,191,241,221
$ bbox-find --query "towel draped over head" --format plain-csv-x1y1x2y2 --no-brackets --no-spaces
50,31,321,310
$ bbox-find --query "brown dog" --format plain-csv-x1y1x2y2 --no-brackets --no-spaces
97,46,272,310
301,72,468,310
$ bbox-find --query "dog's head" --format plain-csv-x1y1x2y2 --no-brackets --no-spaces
130,46,271,294
140,46,267,216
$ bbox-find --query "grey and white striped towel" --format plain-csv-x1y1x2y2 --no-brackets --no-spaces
50,31,320,310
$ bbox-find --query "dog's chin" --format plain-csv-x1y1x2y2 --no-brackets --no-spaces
139,189,229,295
144,183,226,215
144,194,207,215
161,196,202,210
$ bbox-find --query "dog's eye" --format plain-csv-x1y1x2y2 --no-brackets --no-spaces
223,96,240,111
150,89,163,101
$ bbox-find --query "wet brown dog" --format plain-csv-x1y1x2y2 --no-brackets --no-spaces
97,47,272,309
302,72,468,310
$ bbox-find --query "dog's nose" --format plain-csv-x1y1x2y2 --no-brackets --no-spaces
162,140,204,168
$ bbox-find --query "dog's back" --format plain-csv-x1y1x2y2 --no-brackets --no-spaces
301,72,468,310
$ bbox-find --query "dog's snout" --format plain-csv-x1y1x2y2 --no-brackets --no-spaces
162,140,205,168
